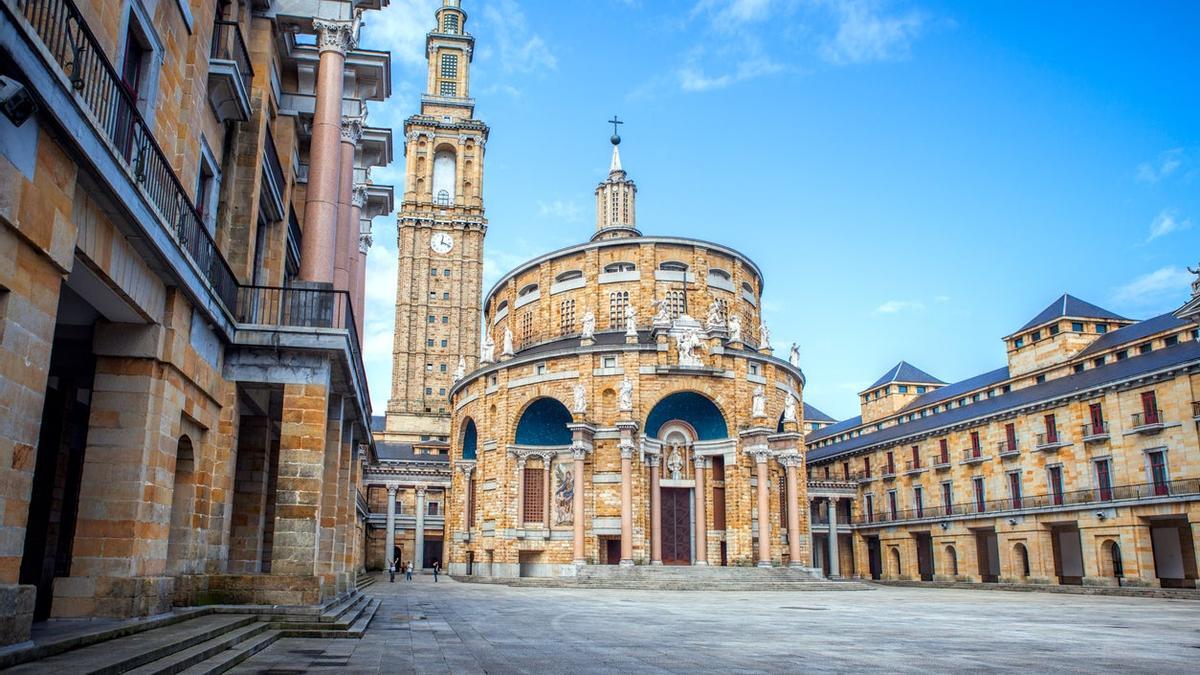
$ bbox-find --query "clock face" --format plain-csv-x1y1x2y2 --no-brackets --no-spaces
430,232,454,254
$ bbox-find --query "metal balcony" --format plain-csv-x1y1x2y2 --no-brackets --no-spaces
1080,422,1110,444
208,20,254,122
997,440,1020,459
960,448,987,465
1034,432,1070,452
1130,410,1165,434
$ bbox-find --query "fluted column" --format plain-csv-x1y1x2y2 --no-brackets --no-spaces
353,187,370,343
649,454,662,565
385,485,397,567
828,497,841,578
333,116,362,292
780,453,803,567
693,454,708,566
414,486,426,569
753,451,773,567
542,454,552,531
299,20,355,282
619,440,634,566
572,447,587,563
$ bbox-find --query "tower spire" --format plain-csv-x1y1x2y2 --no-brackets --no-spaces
593,116,638,241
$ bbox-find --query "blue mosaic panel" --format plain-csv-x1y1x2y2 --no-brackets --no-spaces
644,391,728,440
514,397,573,445
462,419,478,459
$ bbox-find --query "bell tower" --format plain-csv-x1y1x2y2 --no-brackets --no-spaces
593,116,639,241
385,0,488,442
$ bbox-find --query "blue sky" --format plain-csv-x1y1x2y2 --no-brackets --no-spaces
358,0,1200,421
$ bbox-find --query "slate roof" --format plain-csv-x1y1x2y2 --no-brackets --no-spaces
1016,294,1127,333
376,441,449,463
1077,311,1189,358
805,415,862,443
807,339,1200,463
803,402,836,423
370,415,386,432
866,361,944,390
898,366,1011,414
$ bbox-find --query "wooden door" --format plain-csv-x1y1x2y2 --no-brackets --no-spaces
661,488,692,564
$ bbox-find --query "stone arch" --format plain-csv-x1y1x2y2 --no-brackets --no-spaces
460,417,478,460
945,545,959,576
1013,542,1031,578
514,397,573,446
644,391,729,441
1100,538,1124,579
432,144,456,204
166,434,197,575
890,547,902,576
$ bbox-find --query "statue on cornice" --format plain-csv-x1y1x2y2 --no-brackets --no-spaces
706,300,725,331
480,333,495,363
453,356,466,382
751,385,767,418
727,314,742,342
618,377,634,412
759,323,772,351
789,343,800,367
624,304,638,336
676,327,705,367
572,383,587,414
783,391,797,423
502,326,514,356
652,297,671,325
1189,262,1200,297
581,311,596,340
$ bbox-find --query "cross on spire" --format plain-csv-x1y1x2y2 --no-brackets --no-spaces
608,115,623,145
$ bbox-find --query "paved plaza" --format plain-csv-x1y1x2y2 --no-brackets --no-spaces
230,576,1198,673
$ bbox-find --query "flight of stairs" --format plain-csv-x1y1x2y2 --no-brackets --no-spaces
461,565,873,591
0,585,381,674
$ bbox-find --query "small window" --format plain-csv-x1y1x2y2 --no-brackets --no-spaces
1115,350,1128,361
425,387,432,394
1035,374,1046,384
438,388,446,395
1072,322,1084,332
1014,337,1024,348
430,268,438,276
1096,324,1108,334
1164,334,1178,347
443,292,450,300
439,80,457,97
427,315,436,323
707,268,731,281
426,363,433,372
749,363,760,375
603,262,636,273
602,356,617,368
916,386,926,394
443,12,459,33
659,261,689,272
1093,356,1105,368
443,268,451,277
439,363,447,372
535,364,546,375
555,270,583,283
1049,324,1060,336
1139,342,1152,354
442,316,449,324
1073,363,1084,373
741,281,754,293
898,385,908,394
440,339,448,347
440,53,458,79
426,339,434,347
1032,330,1041,341
497,300,509,313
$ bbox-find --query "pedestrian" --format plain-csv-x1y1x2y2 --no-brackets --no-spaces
432,560,440,582
387,557,396,583
405,560,413,582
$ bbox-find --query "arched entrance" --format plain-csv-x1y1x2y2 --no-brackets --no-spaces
945,545,959,577
513,399,571,573
166,435,197,575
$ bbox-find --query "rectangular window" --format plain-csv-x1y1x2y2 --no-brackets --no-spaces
842,461,850,480
609,291,629,328
1139,342,1152,354
1072,322,1084,332
911,445,920,469
428,501,440,516
440,53,459,78
1164,334,1178,346
443,13,459,33
1048,465,1064,506
1095,324,1107,333
970,431,981,456
1147,450,1169,495
1140,391,1159,424
779,476,788,530
823,466,830,480
1005,423,1017,452
898,385,909,394
1008,472,1022,509
1049,324,1060,336
1088,403,1104,434
523,466,544,523
559,298,576,336
520,311,534,346
972,477,985,512
865,495,875,523
440,80,457,97
1014,337,1024,348
887,491,898,520
441,339,448,347
431,268,438,276
885,451,895,474
427,315,436,323
1073,363,1085,373
439,363,447,372
1043,414,1057,443
913,486,924,518
444,268,451,276
427,339,435,347
939,439,949,464
941,481,953,514
443,292,450,300
1095,459,1112,501
863,456,871,478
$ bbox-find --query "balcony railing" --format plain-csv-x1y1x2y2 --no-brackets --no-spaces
260,123,285,218
997,440,1020,458
1034,432,1069,451
853,478,1200,525
932,455,951,470
235,285,367,397
1192,401,1200,420
1081,422,1110,443
961,448,986,464
1130,410,1164,433
13,0,238,310
904,460,925,474
210,20,254,93
881,465,897,480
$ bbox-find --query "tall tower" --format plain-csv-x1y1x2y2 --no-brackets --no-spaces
385,0,488,442
592,117,639,241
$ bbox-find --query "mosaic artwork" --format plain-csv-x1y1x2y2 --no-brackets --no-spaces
554,463,574,525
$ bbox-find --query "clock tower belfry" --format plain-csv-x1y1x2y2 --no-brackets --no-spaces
384,0,488,442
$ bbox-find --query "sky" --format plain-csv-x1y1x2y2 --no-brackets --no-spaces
357,0,1200,422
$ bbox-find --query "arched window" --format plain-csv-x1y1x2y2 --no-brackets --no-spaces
461,419,478,460
706,268,733,291
945,545,959,576
518,283,539,298
559,299,576,335
742,281,755,294
666,289,686,318
514,398,573,445
555,270,583,283
493,300,509,325
659,261,689,272
1014,543,1030,578
432,148,456,202
707,268,731,281
604,262,636,273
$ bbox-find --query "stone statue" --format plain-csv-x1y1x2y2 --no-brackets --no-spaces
581,311,596,340
624,304,637,336
789,343,800,367
676,327,705,367
453,355,466,381
618,377,634,412
751,385,766,418
783,391,797,423
759,323,772,350
572,383,587,414
727,314,742,342
706,300,725,331
480,333,495,363
502,326,514,356
667,447,684,481
652,297,671,324
1189,262,1200,297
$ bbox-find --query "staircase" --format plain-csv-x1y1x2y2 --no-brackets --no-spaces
0,585,381,674
461,565,873,591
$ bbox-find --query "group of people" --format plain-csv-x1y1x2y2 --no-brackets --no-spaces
387,556,440,583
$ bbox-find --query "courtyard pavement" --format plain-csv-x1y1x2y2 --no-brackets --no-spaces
230,574,1199,674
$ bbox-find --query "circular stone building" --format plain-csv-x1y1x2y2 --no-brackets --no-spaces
446,137,811,577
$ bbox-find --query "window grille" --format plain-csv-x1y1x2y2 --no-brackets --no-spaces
559,299,576,335
609,291,629,328
523,466,543,522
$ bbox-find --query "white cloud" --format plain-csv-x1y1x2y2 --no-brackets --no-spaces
360,0,439,69
1147,209,1192,241
536,199,583,223
875,299,925,314
1112,266,1193,306
818,0,925,65
1136,147,1184,183
679,56,783,92
480,0,557,74
361,220,400,411
691,0,774,27
934,295,950,303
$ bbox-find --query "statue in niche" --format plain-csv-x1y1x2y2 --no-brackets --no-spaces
554,463,573,525
784,391,797,423
752,385,767,418
667,447,684,481
572,383,587,414
480,333,495,363
618,377,634,412
502,326,514,356
581,311,596,340
624,305,638,336
727,314,742,342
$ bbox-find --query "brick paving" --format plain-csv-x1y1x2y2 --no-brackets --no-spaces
230,574,1200,673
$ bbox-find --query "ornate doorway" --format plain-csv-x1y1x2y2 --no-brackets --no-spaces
661,487,692,564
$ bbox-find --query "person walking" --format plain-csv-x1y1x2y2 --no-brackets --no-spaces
405,560,414,582
387,557,396,583
432,560,440,582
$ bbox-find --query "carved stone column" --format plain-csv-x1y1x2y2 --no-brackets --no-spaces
300,19,355,282
385,485,397,567
515,456,527,527
542,453,552,531
567,424,594,565
693,454,708,566
334,116,363,293
619,440,635,567
352,186,370,342
648,454,662,565
414,485,426,569
828,497,841,578
779,453,804,567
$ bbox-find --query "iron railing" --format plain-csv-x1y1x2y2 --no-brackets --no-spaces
263,123,284,197
14,0,238,310
235,285,367,399
932,455,951,469
961,447,984,462
1035,432,1067,449
1081,422,1109,440
210,19,253,93
854,478,1200,525
1131,410,1164,429
997,440,1020,457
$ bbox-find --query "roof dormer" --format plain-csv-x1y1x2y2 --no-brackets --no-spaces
859,361,944,424
1005,294,1134,377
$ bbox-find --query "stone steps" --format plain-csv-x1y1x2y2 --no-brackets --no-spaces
464,577,869,591
457,565,873,591
123,622,275,675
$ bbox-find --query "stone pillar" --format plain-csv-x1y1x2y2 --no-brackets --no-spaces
299,20,354,282
619,441,635,567
460,465,474,535
754,454,772,567
828,497,841,578
515,456,527,526
567,424,595,565
353,188,370,342
649,454,662,565
385,485,397,568
693,455,708,566
415,486,427,569
317,396,344,586
780,453,803,568
333,117,362,292
228,415,272,573
271,382,331,578
542,454,552,531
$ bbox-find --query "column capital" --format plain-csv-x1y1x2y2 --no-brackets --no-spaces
415,485,427,497
744,444,773,463
352,183,369,209
386,485,398,495
646,453,661,467
341,114,366,144
776,451,804,468
457,463,475,478
540,451,555,468
619,440,636,460
358,230,373,255
570,441,592,460
692,454,707,469
313,17,358,54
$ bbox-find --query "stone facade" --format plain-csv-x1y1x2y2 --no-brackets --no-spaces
0,0,393,645
805,294,1200,588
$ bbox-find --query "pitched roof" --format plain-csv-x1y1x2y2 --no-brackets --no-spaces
803,402,836,423
1077,311,1190,358
899,366,1010,414
376,441,450,463
1016,294,1127,333
807,339,1200,463
370,415,386,432
866,361,944,390
805,415,862,443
